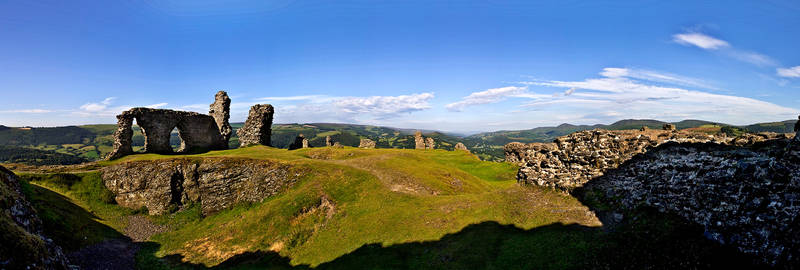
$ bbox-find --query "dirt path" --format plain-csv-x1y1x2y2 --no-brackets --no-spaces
67,239,139,270
68,216,167,269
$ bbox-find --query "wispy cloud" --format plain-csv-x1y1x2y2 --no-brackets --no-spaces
79,97,116,112
777,66,800,78
446,86,549,111
673,32,730,50
598,67,718,89
334,93,434,116
673,31,776,67
255,95,333,103
516,67,797,125
145,102,168,108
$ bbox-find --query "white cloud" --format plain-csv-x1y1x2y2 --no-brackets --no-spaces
446,86,549,111
256,95,333,103
673,32,730,50
777,66,800,78
79,97,115,112
334,93,434,116
518,67,797,125
672,31,778,68
728,51,776,66
145,102,168,108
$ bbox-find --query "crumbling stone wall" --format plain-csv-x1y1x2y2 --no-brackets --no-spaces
237,104,274,147
209,91,232,142
102,158,302,215
414,131,436,149
414,131,425,149
107,92,232,159
505,129,790,190
454,142,469,152
359,138,376,149
578,139,800,267
288,134,308,150
107,113,134,160
425,137,435,149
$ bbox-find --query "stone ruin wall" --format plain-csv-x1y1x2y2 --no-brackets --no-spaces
107,91,235,159
237,104,274,147
580,137,800,267
505,128,794,190
505,124,800,266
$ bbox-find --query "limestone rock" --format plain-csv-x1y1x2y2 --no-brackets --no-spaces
580,139,800,267
662,123,676,130
414,131,425,149
1,165,70,269
326,136,333,147
237,104,275,147
209,91,232,142
288,134,307,150
425,137,435,149
358,138,376,149
454,142,469,152
332,142,343,148
640,126,648,131
102,158,302,215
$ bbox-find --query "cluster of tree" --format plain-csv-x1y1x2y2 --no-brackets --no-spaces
0,146,87,165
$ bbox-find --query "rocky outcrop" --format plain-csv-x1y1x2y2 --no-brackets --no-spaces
414,131,425,149
237,104,274,147
107,92,232,159
454,142,469,152
358,138,376,149
1,165,70,269
209,91,232,142
578,139,800,267
326,136,333,147
504,129,793,190
288,134,308,150
102,158,302,215
663,123,676,130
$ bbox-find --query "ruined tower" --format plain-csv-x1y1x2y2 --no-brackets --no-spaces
209,91,232,142
237,104,275,147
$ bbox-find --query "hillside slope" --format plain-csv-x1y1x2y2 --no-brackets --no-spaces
11,146,763,269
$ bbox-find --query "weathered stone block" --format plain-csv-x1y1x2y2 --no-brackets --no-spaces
237,104,274,147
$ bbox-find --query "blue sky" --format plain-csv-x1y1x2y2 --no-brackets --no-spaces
1,0,799,133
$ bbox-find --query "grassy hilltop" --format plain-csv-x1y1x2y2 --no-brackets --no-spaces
14,146,754,269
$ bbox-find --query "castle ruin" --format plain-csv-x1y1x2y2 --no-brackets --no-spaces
107,91,257,160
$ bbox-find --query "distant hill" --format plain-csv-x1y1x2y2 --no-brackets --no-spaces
0,118,795,164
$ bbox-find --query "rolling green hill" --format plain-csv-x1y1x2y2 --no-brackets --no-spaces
15,146,755,269
1,119,795,165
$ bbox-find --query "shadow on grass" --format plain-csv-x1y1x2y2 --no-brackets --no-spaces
138,217,764,270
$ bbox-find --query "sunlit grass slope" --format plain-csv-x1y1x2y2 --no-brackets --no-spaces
106,146,599,266
28,146,601,267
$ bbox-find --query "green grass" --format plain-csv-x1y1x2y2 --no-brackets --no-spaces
14,146,758,269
